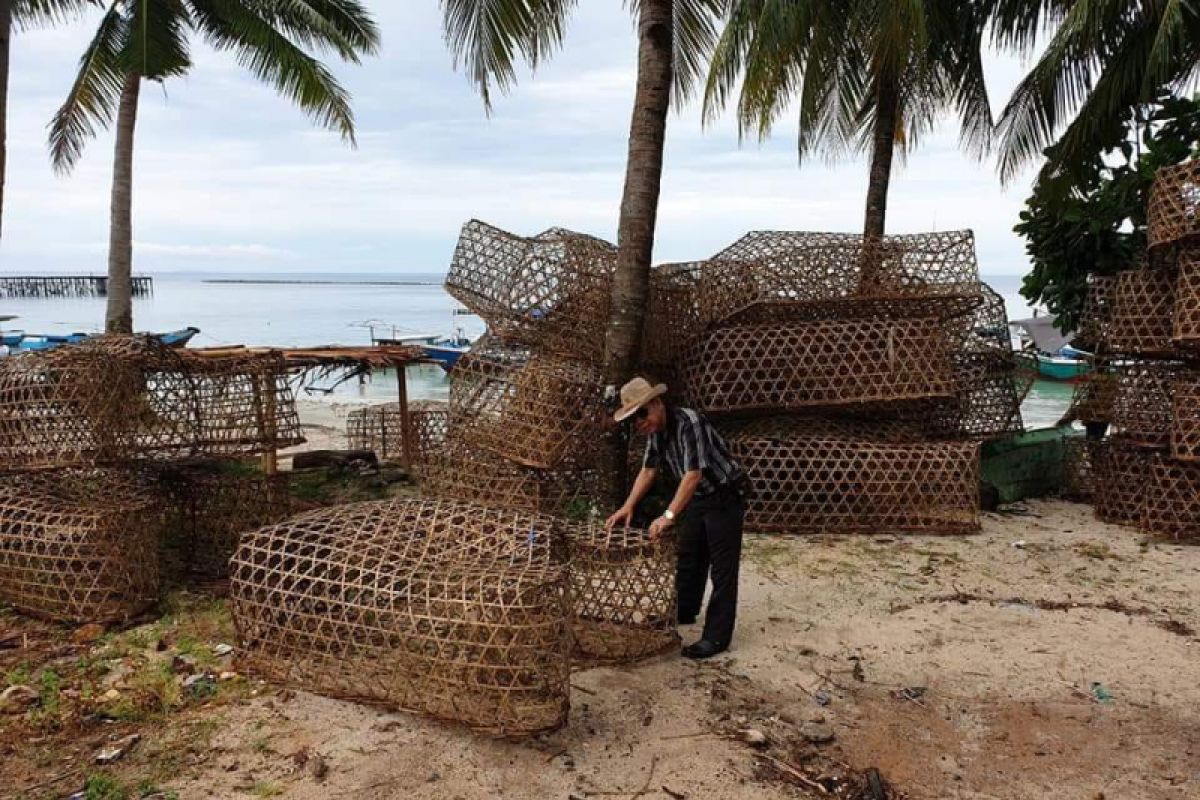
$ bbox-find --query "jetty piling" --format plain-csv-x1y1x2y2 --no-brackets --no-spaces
0,275,153,299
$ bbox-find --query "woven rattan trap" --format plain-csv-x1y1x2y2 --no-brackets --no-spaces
159,465,292,579
445,220,617,360
346,400,448,464
1107,267,1178,357
561,524,678,663
1142,456,1200,542
1170,243,1200,349
698,230,982,328
449,336,604,469
1147,159,1200,249
1109,362,1190,449
681,318,956,415
1169,374,1200,462
0,469,160,623
720,417,980,535
229,498,572,736
420,435,609,518
1075,275,1118,353
1091,441,1156,526
0,336,302,471
1061,438,1099,501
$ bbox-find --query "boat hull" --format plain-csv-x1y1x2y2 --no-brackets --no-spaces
1016,352,1092,382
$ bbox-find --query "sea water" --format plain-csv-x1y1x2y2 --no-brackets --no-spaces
0,270,1069,426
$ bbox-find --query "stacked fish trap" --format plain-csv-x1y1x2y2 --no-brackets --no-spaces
1073,159,1200,540
0,336,304,621
432,220,615,517
228,497,677,735
646,229,1023,535
346,399,448,466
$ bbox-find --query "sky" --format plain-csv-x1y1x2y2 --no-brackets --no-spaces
2,4,1044,276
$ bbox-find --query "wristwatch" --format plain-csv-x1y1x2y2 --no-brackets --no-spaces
663,509,676,522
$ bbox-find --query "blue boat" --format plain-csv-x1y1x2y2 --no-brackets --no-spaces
0,326,200,354
1010,318,1093,382
363,319,473,372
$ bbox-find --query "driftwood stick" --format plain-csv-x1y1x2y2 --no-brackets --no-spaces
758,754,828,794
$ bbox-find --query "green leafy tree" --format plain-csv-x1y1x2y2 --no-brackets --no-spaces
703,0,995,239
992,0,1200,182
439,0,722,389
48,0,380,333
1015,94,1200,334
1,1,97,242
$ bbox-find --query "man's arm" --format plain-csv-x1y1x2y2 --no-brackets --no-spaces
606,466,658,530
649,468,701,539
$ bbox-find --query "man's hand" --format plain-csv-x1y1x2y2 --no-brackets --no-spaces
605,505,634,531
648,514,675,540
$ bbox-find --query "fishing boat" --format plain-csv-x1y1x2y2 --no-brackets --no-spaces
361,318,474,372
1010,317,1092,382
0,326,200,354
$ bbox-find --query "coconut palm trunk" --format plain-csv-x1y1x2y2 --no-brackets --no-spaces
0,0,11,242
105,71,139,335
603,0,673,387
863,73,899,240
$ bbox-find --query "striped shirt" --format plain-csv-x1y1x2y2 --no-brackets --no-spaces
643,406,745,497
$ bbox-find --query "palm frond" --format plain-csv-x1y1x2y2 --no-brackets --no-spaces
47,0,127,173
669,0,722,106
12,0,100,29
189,0,359,142
124,0,193,80
440,0,574,111
234,0,380,62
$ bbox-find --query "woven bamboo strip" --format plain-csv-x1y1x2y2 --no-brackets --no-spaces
1147,159,1200,249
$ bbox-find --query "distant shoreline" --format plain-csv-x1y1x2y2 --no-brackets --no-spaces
203,279,440,286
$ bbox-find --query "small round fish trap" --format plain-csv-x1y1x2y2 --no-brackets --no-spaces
1109,362,1188,448
0,469,159,623
449,337,604,469
1142,457,1200,542
1066,369,1119,425
420,437,608,518
1170,243,1200,349
1092,441,1154,525
229,498,572,737
1147,159,1200,250
1107,267,1178,357
681,318,956,415
721,417,980,535
346,400,448,464
560,524,678,663
444,220,617,360
1169,374,1200,461
159,466,292,579
1061,438,1099,501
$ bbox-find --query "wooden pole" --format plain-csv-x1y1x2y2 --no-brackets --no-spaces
260,367,279,475
397,363,415,473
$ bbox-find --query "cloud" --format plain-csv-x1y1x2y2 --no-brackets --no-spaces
2,6,1042,278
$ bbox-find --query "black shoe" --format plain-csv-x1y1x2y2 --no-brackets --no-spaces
678,614,697,625
682,639,727,660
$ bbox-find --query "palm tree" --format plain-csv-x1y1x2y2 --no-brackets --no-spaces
1,1,96,242
703,1,995,239
991,1,1200,182
49,0,379,334
440,0,721,388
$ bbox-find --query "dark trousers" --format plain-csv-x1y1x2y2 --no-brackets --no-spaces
677,490,745,647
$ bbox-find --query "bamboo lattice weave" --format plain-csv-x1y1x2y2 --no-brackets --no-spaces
1171,244,1200,349
229,498,572,736
1062,438,1099,501
449,336,604,469
1143,457,1200,541
1170,375,1200,462
0,470,159,623
346,401,448,464
1109,362,1189,449
445,220,617,359
561,524,678,663
0,336,302,471
1107,267,1179,357
1092,441,1155,526
159,466,292,579
721,418,980,535
1147,159,1200,249
682,318,956,414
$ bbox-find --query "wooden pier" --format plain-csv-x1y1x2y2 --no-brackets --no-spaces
0,275,153,299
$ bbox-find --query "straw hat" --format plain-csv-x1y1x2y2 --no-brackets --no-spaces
613,376,667,422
